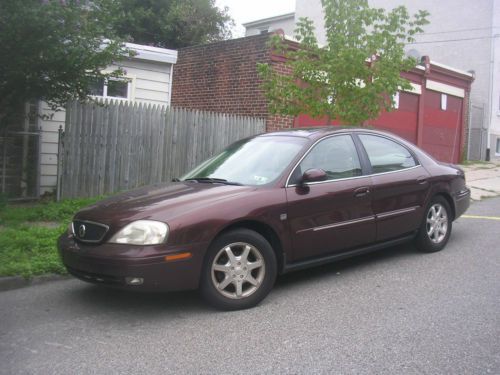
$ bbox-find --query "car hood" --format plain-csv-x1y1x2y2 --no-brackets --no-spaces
75,182,256,225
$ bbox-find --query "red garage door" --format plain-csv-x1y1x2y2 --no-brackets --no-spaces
422,91,463,164
368,92,418,144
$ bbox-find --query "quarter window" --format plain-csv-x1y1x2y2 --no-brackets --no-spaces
291,135,362,184
359,134,416,173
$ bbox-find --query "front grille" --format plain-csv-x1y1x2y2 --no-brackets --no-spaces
72,220,109,243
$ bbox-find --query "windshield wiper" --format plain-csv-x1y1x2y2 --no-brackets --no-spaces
184,177,242,186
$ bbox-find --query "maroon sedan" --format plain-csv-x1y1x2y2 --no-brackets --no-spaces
59,128,470,310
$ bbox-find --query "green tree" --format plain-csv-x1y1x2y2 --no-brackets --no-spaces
258,0,429,125
112,0,234,49
0,0,130,131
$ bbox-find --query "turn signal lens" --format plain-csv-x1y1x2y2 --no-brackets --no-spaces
165,252,192,262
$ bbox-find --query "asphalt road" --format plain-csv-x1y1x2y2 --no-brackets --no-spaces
1,198,499,375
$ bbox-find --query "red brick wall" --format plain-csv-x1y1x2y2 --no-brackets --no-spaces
171,33,293,132
266,50,295,131
171,34,270,118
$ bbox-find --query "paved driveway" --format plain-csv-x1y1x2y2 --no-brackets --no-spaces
1,198,499,374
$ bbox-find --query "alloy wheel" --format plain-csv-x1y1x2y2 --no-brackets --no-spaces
211,242,266,299
426,203,449,244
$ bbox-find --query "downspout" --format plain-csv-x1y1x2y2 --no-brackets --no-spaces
168,63,174,106
487,33,499,160
416,56,430,148
467,87,473,160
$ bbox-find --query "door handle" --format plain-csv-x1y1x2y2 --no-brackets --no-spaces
416,176,428,185
354,187,370,198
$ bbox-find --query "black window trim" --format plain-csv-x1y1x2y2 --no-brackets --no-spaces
353,132,420,175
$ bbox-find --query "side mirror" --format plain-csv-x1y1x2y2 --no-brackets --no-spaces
301,168,327,184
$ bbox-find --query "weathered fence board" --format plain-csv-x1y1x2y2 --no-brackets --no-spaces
60,100,265,199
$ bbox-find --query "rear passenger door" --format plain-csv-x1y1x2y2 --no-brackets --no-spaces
356,134,430,242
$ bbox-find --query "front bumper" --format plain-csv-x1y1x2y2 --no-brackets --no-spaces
453,187,471,219
58,234,208,292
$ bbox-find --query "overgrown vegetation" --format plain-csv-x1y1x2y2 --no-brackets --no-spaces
1,0,233,133
112,0,234,48
0,0,130,132
0,197,101,278
258,0,429,125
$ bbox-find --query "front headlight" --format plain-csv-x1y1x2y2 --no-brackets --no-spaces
109,220,169,245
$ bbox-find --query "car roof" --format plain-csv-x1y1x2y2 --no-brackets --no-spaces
259,126,387,141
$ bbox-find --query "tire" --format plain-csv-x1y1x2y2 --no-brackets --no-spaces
200,228,277,311
415,196,452,253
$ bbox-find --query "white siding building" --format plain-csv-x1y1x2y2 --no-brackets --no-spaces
243,13,296,37
37,43,177,194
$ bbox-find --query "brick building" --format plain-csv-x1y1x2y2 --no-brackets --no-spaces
171,33,474,164
248,0,500,160
171,33,294,132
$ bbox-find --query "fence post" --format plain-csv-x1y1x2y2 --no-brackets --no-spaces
1,137,6,194
56,124,64,202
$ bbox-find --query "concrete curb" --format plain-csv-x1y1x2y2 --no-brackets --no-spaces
0,274,71,292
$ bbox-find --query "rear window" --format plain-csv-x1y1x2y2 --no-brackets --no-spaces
359,134,416,174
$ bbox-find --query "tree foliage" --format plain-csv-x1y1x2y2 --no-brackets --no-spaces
0,0,130,131
258,0,429,125
112,0,234,49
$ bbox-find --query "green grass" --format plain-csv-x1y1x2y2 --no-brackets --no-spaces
0,197,102,278
0,196,101,226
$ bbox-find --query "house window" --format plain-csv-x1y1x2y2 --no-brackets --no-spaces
441,93,447,110
107,80,128,98
89,77,130,100
259,27,269,34
496,138,500,155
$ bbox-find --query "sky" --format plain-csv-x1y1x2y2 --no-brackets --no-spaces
215,0,296,37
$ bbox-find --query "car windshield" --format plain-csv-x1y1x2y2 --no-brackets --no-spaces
181,136,307,186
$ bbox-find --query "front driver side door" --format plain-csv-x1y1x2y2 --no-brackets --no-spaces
285,134,376,262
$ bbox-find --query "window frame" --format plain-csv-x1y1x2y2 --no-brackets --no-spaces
89,72,136,101
286,133,368,187
354,133,420,175
104,78,130,100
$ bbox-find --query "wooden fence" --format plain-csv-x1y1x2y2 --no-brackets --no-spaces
59,100,265,199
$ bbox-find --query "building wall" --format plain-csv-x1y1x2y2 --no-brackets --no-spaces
171,33,294,133
171,33,472,163
490,0,500,158
38,58,174,194
245,16,296,37
294,0,498,159
172,34,269,117
295,64,473,164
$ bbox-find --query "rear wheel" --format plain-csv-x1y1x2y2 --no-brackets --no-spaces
415,196,452,253
200,229,277,310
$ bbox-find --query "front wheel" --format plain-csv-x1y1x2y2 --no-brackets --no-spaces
415,196,452,253
200,229,277,310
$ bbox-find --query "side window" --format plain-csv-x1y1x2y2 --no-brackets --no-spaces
291,135,362,184
359,134,416,174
